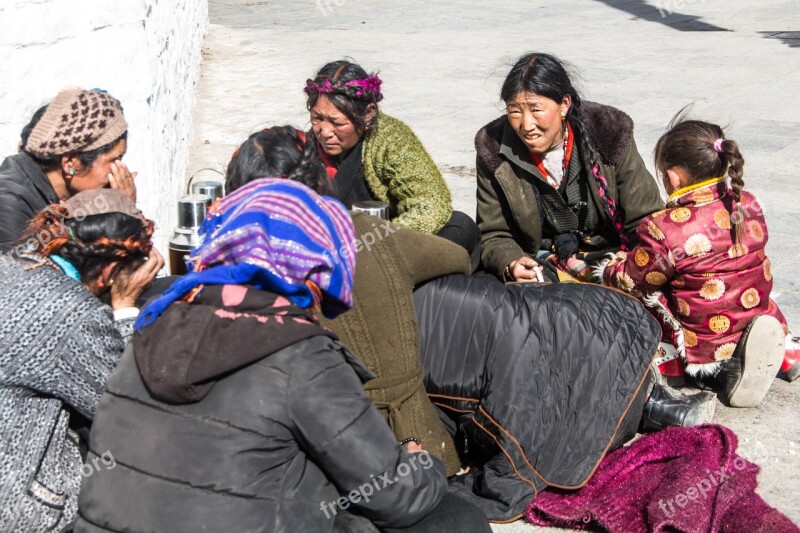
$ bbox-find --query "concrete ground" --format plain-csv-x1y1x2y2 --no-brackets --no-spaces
187,1,799,530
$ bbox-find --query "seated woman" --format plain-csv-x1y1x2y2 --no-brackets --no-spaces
305,60,481,270
76,179,490,533
0,88,138,251
0,190,162,531
225,126,474,479
476,53,664,282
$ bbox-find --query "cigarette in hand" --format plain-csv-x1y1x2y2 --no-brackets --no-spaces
523,263,545,282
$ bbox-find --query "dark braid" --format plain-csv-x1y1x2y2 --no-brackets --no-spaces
655,113,747,242
225,126,330,195
570,104,630,249
20,208,154,283
567,105,594,175
502,52,629,248
722,139,745,202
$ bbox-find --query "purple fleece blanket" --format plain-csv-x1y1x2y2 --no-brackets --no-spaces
525,425,798,532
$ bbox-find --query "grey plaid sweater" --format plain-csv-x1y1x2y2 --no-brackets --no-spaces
0,258,132,531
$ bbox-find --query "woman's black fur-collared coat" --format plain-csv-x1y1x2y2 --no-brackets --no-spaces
475,102,664,277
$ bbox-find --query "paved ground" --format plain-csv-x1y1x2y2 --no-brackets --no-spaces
188,1,800,530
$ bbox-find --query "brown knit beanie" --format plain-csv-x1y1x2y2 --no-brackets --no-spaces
62,189,147,223
24,88,128,159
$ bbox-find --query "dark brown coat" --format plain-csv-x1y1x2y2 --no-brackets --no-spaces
319,213,471,476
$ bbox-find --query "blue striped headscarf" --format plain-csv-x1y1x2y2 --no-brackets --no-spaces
136,178,356,330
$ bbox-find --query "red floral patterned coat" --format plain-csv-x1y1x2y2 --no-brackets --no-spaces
602,177,787,368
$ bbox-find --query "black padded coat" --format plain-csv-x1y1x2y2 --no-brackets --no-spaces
75,334,447,533
414,275,658,521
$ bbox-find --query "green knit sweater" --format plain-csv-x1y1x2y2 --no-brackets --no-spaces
362,113,453,234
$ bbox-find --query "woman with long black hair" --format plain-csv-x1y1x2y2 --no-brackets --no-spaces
476,52,664,282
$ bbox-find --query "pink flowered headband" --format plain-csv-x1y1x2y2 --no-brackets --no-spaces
304,74,384,102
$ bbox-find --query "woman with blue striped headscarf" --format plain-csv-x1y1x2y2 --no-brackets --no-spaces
136,177,356,329
77,178,456,532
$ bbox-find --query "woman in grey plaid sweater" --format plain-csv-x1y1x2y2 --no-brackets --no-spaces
0,189,163,531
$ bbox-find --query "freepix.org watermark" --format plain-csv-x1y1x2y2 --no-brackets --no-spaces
656,0,706,18
323,218,398,266
658,456,748,517
317,0,346,17
81,450,116,478
320,451,435,519
650,198,766,272
1,192,113,264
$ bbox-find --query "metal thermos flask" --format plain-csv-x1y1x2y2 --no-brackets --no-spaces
168,194,213,275
351,201,389,220
190,180,224,201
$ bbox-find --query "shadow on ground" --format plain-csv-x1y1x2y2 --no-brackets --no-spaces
593,0,729,32
761,31,800,48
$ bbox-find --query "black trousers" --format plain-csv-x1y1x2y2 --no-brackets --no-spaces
331,492,492,533
435,211,481,273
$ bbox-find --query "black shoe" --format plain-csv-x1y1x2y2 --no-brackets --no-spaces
641,383,716,431
716,315,784,408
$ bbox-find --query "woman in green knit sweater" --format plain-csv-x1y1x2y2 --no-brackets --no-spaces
304,60,480,269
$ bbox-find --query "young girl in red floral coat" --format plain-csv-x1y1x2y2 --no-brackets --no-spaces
599,116,798,407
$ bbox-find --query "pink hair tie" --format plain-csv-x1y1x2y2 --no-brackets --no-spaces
303,74,384,102
713,138,725,153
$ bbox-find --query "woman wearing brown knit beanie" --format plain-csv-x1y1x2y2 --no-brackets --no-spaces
0,87,138,252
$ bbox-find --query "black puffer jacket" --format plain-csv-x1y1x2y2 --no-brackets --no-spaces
414,275,658,521
77,287,446,533
0,152,59,251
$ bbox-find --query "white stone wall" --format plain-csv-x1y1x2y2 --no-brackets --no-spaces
0,0,208,251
